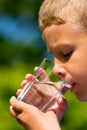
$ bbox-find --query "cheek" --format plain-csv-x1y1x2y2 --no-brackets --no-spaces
66,60,87,83
68,50,87,79
72,68,87,93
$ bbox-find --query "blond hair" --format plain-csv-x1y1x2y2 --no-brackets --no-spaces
38,0,87,31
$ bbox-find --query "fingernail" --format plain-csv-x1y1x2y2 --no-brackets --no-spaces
11,96,16,100
58,97,66,105
10,105,13,109
49,102,58,110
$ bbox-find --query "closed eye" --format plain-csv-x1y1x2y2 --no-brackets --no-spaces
62,51,73,60
48,44,74,62
64,51,72,57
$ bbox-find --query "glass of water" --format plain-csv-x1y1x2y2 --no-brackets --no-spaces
17,58,71,112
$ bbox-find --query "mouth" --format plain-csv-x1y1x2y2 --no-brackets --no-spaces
62,79,77,93
70,82,77,92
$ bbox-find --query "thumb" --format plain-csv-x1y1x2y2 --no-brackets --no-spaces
10,96,25,111
47,97,68,122
10,96,43,118
10,96,25,117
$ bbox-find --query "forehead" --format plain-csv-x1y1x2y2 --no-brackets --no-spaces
42,24,76,49
42,24,87,53
43,24,78,40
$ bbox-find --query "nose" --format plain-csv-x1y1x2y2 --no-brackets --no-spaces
53,62,66,80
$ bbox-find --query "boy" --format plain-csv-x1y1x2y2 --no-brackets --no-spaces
10,0,87,130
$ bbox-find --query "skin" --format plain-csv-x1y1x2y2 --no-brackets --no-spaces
43,23,87,101
10,96,67,130
10,23,87,130
10,72,68,130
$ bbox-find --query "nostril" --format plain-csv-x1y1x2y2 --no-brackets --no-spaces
58,72,62,76
57,72,64,79
53,64,66,78
56,71,66,79
54,71,62,78
53,68,63,77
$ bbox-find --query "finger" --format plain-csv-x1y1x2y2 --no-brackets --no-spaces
25,73,38,83
16,89,22,96
10,106,17,117
10,96,40,114
47,97,68,122
10,96,25,112
57,97,68,112
10,96,24,118
20,80,28,88
34,67,50,81
25,74,35,81
10,96,43,121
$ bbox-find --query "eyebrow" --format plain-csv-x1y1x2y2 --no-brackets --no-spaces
47,43,73,54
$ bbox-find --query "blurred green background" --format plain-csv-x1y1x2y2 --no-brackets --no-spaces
0,0,87,130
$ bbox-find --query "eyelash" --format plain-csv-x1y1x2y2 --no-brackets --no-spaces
62,51,73,59
52,50,73,62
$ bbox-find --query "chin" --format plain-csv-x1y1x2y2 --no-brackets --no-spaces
76,94,87,102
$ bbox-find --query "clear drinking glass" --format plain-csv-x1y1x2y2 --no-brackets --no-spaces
17,58,71,112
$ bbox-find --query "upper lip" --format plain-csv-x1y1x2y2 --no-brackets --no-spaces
63,79,76,85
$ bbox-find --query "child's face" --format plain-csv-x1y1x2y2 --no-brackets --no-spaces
42,24,87,101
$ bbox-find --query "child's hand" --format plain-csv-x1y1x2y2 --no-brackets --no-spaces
10,96,68,130
16,67,50,96
10,67,68,130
